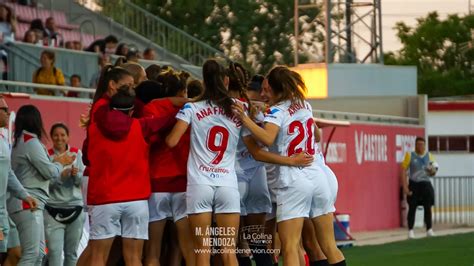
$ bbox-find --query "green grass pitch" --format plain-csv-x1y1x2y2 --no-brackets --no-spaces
342,232,474,266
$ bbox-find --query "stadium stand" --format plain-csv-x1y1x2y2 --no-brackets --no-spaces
4,1,98,46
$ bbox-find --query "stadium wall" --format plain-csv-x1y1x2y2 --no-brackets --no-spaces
4,95,89,149
309,96,422,118
322,123,424,231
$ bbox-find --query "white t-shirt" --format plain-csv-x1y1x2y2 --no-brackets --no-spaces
176,100,244,188
264,100,321,188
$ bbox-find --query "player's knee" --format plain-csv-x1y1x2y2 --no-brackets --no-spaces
318,238,338,256
281,237,300,251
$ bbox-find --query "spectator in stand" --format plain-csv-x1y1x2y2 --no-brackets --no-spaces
30,19,46,45
23,29,38,44
115,43,129,57
85,35,118,55
32,50,65,96
125,49,140,63
17,0,37,6
44,17,60,45
0,4,15,81
73,41,82,51
143,48,156,61
65,41,74,50
114,56,126,67
0,4,16,43
89,55,110,89
66,74,82,98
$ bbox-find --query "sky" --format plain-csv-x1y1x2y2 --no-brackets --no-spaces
381,0,471,52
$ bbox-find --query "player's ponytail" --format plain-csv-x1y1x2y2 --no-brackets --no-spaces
199,59,234,117
227,62,254,118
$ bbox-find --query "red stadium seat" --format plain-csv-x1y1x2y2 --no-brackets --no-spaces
15,21,98,48
8,2,78,30
15,22,29,41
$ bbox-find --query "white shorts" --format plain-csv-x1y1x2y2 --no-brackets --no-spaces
265,164,279,203
88,200,149,240
318,164,338,212
148,192,188,223
276,166,336,222
238,166,272,216
170,192,187,222
148,193,172,222
186,185,240,215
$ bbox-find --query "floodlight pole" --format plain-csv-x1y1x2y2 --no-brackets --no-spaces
294,0,299,66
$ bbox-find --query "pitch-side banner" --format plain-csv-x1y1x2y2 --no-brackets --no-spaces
321,123,425,231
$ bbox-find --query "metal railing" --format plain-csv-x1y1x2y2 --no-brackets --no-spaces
78,0,226,66
0,80,95,99
431,176,474,226
313,109,421,125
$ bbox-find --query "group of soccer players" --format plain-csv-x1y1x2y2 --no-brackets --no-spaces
0,58,347,266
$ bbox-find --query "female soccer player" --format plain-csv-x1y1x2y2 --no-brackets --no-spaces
46,123,86,266
139,70,195,266
227,66,314,266
233,66,346,266
8,105,74,265
78,65,134,266
302,125,332,266
166,59,244,266
226,66,273,266
86,86,175,266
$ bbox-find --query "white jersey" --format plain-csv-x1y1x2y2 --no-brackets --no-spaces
264,100,321,188
236,111,265,181
176,100,244,188
315,142,325,165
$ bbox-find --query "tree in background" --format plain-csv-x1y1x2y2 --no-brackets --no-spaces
134,0,324,73
385,12,474,97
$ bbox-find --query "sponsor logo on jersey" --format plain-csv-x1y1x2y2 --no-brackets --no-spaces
199,164,230,174
267,108,280,115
